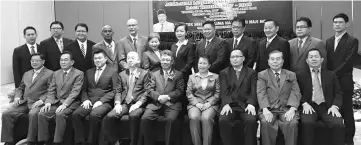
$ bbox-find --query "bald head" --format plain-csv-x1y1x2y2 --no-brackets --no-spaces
127,18,139,36
102,25,112,31
101,25,113,41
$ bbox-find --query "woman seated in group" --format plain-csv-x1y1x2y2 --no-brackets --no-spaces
186,54,220,145
142,33,162,72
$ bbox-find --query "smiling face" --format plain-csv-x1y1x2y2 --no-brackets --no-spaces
202,24,216,40
127,19,139,36
160,55,173,70
148,37,160,51
30,55,45,70
75,26,88,41
264,21,279,39
198,57,210,73
306,50,323,68
93,52,107,68
60,54,74,70
127,51,140,68
158,14,167,23
175,25,186,40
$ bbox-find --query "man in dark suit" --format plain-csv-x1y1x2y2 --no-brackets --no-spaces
257,50,301,145
289,17,327,72
140,50,185,145
38,51,84,144
219,50,258,145
64,23,96,72
117,19,147,71
226,17,257,68
2,53,53,145
72,49,118,145
38,21,72,71
326,13,359,145
256,19,290,72
297,48,344,145
13,26,39,88
194,21,227,74
102,51,149,145
92,25,121,72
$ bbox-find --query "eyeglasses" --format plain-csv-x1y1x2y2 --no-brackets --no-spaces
295,26,308,29
230,56,244,59
51,28,63,30
76,30,87,33
31,59,42,63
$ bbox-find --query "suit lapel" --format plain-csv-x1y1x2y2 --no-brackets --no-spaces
320,69,327,95
335,33,348,52
61,68,74,89
101,41,115,62
150,50,161,61
236,37,246,50
235,67,246,87
297,37,312,62
127,36,136,51
267,69,280,92
50,37,62,53
89,68,96,86
266,36,278,51
29,68,46,88
205,38,214,54
279,69,286,91
158,70,166,91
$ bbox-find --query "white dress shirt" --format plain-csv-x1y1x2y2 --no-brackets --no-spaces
175,39,188,57
32,66,44,82
334,31,346,51
95,64,107,83
104,40,115,54
26,43,38,54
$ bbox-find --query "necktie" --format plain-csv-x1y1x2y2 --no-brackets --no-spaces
63,71,67,82
275,72,280,88
266,41,271,48
233,39,238,49
133,38,137,51
164,71,169,85
236,70,240,79
334,37,341,51
160,23,164,32
57,39,63,52
107,44,113,56
30,45,35,54
95,68,102,84
80,44,86,57
32,71,38,82
126,73,135,104
312,69,324,104
298,39,303,55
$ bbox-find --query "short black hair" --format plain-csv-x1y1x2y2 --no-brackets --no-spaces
160,50,173,61
268,50,283,59
296,17,312,27
31,53,45,60
50,21,64,29
231,17,246,27
307,48,323,58
264,19,279,27
333,13,349,22
174,22,188,32
23,26,37,35
198,54,211,64
61,51,74,60
202,21,215,28
75,23,88,32
93,49,107,58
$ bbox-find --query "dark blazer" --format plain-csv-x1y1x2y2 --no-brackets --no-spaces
116,68,149,105
219,67,257,111
296,68,343,109
142,49,162,72
64,39,96,72
256,35,291,72
146,69,185,111
257,69,301,110
38,37,72,71
92,40,121,72
45,67,84,109
117,35,147,71
225,36,258,68
195,37,227,74
80,65,118,104
289,36,327,72
171,40,195,76
12,44,40,88
14,67,53,108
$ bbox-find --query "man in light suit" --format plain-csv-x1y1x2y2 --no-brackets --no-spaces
226,17,257,68
296,48,344,145
2,53,53,145
72,49,118,145
326,13,359,145
118,19,147,71
39,21,72,71
38,51,84,144
219,50,258,145
256,19,290,72
289,17,327,72
194,21,227,74
92,25,121,72
13,26,39,88
257,50,301,145
140,50,185,145
102,51,149,145
64,23,96,72
153,9,175,32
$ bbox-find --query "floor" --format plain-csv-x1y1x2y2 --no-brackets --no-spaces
0,68,361,145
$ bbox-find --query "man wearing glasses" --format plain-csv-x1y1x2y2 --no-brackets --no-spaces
226,17,257,69
39,21,72,71
288,17,327,73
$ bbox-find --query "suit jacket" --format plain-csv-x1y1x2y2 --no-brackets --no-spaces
38,37,72,71
195,37,227,74
92,40,121,72
80,65,118,104
257,69,301,110
64,39,96,72
186,72,220,110
13,43,40,88
117,35,147,71
220,67,257,111
296,68,343,109
116,68,149,105
225,36,258,68
171,40,195,76
14,67,53,108
142,50,162,72
146,69,185,110
289,36,327,72
256,36,291,72
45,67,84,109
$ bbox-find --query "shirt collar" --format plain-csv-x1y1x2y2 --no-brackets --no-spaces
129,34,139,41
34,66,44,73
26,43,36,48
129,68,139,75
234,34,243,42
63,67,72,74
97,64,106,71
271,69,281,75
195,71,213,78
206,36,215,42
335,31,347,40
233,66,243,72
163,69,172,75
53,37,63,42
77,39,87,45
176,39,188,47
103,40,114,47
309,67,321,73
267,34,277,42
298,36,308,43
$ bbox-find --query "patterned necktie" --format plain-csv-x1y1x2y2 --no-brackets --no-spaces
266,41,271,48
30,45,35,54
133,38,137,51
312,69,325,104
298,39,303,54
32,71,38,82
57,39,63,52
107,44,113,56
164,71,169,85
126,73,135,104
275,72,280,88
233,38,238,49
80,44,86,57
95,68,102,84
